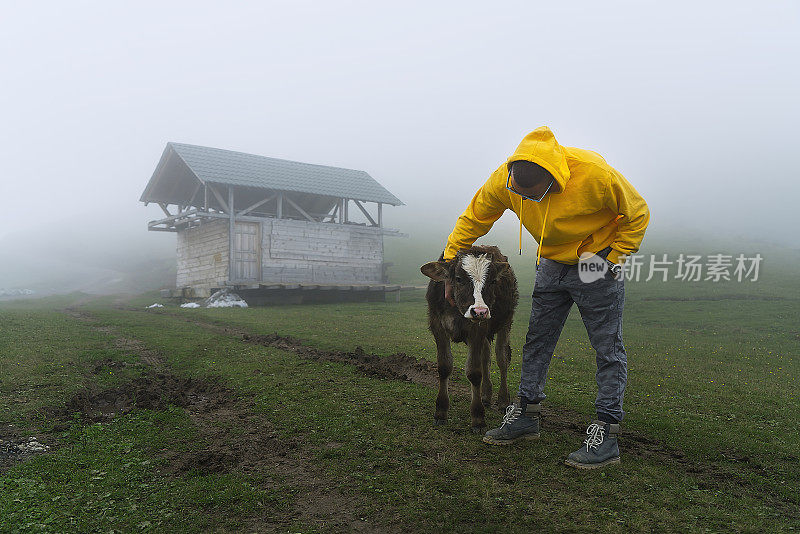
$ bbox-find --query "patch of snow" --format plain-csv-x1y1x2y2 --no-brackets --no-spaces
146,303,164,308
0,436,49,457
204,289,248,308
18,437,49,453
180,302,201,308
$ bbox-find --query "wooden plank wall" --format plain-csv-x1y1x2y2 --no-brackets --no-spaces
176,218,385,287
262,219,383,284
176,219,229,287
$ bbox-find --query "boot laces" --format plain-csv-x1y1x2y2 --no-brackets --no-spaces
501,404,522,427
584,423,605,452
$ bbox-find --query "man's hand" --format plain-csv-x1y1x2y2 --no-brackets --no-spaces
444,279,456,307
607,262,622,277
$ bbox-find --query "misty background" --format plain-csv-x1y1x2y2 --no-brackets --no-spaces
2,1,798,294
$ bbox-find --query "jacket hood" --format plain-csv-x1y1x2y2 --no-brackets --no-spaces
506,126,570,193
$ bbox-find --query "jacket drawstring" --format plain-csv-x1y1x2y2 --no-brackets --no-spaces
519,195,552,268
519,200,523,255
537,196,551,267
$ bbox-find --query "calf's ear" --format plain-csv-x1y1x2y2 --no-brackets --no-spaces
421,261,449,281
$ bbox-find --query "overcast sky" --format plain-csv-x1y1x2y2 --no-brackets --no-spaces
2,1,799,251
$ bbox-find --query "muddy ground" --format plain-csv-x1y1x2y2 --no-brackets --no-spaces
5,306,796,527
28,309,382,531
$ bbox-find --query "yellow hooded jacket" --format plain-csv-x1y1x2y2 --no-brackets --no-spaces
444,127,650,265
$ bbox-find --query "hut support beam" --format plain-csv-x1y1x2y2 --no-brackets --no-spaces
187,182,202,209
353,200,377,226
277,192,283,219
158,203,172,217
208,184,230,213
378,202,383,228
327,202,339,223
284,195,316,223
238,193,276,216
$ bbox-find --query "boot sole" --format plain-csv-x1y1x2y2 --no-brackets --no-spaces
482,433,540,446
564,456,621,470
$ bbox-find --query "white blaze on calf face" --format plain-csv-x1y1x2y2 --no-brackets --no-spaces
459,253,492,319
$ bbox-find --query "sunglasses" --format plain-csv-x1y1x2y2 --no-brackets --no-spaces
506,170,554,203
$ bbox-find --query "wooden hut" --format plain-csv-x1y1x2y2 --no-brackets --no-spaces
140,143,406,302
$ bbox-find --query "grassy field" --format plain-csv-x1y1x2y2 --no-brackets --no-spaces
1,258,798,531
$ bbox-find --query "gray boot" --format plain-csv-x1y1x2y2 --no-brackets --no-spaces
483,401,541,445
564,421,621,469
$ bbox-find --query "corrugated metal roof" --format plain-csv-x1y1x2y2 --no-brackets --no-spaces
167,142,403,206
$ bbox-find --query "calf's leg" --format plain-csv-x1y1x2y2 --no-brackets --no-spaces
494,325,512,408
431,323,453,425
480,339,493,407
466,329,490,433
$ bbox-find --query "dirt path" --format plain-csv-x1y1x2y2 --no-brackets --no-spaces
139,307,798,515
59,307,385,532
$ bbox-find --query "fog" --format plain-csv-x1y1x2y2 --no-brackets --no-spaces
1,1,798,293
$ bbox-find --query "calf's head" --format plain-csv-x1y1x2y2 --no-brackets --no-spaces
421,251,510,321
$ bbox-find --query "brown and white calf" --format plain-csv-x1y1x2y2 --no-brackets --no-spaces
421,245,519,433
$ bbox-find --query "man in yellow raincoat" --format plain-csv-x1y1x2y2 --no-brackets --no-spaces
443,126,649,469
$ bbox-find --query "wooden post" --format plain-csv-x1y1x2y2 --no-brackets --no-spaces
353,200,377,226
378,202,383,228
187,182,201,208
204,185,208,212
343,198,348,224
208,184,229,213
238,194,276,216
228,187,235,283
277,192,283,219
338,198,344,224
283,195,316,222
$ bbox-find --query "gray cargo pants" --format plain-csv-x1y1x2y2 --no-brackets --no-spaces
518,247,627,422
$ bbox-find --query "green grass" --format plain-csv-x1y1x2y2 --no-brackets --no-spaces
1,408,268,532
1,266,798,532
0,408,265,532
0,306,141,429
121,283,800,467
0,303,277,533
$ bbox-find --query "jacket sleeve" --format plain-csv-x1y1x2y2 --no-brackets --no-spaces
603,169,650,265
443,168,510,260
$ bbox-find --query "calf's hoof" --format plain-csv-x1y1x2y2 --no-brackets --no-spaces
471,424,487,435
433,417,448,426
496,393,511,408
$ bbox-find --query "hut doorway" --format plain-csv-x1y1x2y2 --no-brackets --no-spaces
233,222,260,281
